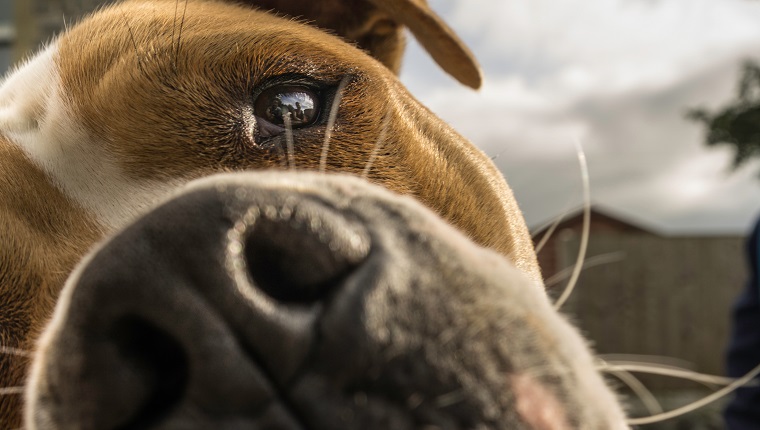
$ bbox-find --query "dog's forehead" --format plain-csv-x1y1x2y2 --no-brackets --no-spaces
52,0,393,147
58,0,381,78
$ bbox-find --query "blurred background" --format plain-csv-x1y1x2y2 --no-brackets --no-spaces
3,0,760,428
400,2,760,428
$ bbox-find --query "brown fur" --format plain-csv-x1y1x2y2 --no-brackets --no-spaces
238,0,482,87
238,0,408,75
0,0,535,425
0,140,100,424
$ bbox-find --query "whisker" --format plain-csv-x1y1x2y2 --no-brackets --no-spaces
0,347,31,358
519,364,572,380
275,140,288,169
533,204,572,254
0,387,24,396
544,251,625,289
554,139,590,310
517,363,664,416
599,361,746,387
361,112,391,179
319,76,351,173
169,0,179,61
489,147,509,161
121,13,144,74
625,362,760,425
172,0,179,57
174,0,189,71
598,353,696,369
283,114,296,170
601,361,663,415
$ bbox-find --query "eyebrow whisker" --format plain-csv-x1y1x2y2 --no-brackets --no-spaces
174,0,189,71
319,76,351,173
0,347,31,358
0,387,25,396
284,114,296,170
362,111,391,179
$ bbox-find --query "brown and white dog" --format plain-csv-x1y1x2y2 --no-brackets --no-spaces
0,0,628,428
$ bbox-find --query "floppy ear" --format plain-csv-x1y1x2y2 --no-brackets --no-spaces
237,0,481,89
369,0,482,89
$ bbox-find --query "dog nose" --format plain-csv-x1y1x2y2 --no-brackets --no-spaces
30,184,370,429
240,198,369,305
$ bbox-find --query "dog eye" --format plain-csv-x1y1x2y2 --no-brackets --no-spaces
253,85,320,139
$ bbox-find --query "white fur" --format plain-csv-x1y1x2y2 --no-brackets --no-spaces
0,43,184,233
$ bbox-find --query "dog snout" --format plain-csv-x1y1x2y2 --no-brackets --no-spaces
26,172,627,430
26,177,374,429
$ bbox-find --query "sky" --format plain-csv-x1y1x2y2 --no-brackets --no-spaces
400,0,760,235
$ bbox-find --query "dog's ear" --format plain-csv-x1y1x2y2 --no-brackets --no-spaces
237,0,481,89
369,0,482,89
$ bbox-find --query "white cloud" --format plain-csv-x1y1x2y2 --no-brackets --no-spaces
401,0,760,234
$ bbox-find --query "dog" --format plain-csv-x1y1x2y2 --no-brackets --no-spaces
0,0,628,428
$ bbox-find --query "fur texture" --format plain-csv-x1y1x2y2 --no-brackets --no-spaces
0,0,624,428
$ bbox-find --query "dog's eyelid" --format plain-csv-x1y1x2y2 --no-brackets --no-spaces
254,73,328,90
254,70,356,91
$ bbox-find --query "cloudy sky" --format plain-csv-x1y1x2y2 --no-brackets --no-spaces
400,0,760,235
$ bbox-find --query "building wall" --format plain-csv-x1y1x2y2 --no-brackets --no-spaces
0,0,13,73
13,0,108,63
554,232,747,388
535,209,654,280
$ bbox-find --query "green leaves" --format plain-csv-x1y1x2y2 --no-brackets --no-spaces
688,61,760,170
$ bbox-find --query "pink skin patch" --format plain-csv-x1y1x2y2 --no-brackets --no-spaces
511,374,571,430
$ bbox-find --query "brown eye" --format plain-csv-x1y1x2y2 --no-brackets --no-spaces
253,85,321,139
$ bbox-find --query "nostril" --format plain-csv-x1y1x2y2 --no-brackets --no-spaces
110,317,188,430
242,204,370,305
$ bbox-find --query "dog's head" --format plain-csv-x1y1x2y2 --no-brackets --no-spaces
0,0,628,428
1,0,536,275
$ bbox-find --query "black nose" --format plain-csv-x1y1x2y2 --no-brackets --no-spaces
33,184,370,430
242,199,369,305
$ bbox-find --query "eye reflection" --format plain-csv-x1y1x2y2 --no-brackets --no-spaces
253,85,320,140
